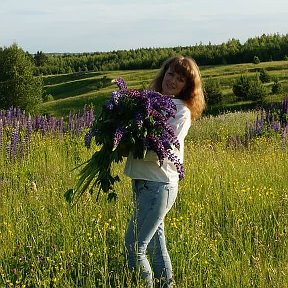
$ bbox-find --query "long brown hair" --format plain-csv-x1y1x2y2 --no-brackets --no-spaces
151,56,205,120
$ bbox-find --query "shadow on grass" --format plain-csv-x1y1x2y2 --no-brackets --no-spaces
43,72,104,86
39,93,109,118
204,102,259,116
44,77,112,100
205,97,286,116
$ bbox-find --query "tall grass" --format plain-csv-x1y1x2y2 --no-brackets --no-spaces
0,111,287,287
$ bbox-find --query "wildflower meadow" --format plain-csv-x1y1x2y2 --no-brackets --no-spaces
0,100,287,287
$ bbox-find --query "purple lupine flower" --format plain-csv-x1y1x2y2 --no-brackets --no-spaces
145,135,167,165
167,150,184,179
163,124,180,149
105,100,114,110
281,125,288,150
143,90,163,99
34,115,41,130
10,121,20,160
6,108,12,126
128,89,142,98
159,137,172,150
20,110,26,127
112,127,126,151
58,117,64,134
25,114,32,148
244,96,288,145
254,113,264,135
84,128,97,149
68,112,74,132
280,96,288,126
281,96,288,115
84,106,95,128
40,116,49,135
134,112,144,129
75,116,84,136
16,107,21,118
271,120,281,132
113,77,127,90
150,110,166,123
111,91,122,105
142,97,152,116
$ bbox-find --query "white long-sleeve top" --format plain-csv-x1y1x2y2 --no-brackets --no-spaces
124,99,191,183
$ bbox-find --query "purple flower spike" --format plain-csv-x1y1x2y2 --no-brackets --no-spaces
84,128,97,149
111,91,122,105
113,77,127,90
112,127,126,150
105,100,114,110
10,121,20,160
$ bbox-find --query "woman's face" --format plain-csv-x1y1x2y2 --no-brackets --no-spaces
161,67,187,97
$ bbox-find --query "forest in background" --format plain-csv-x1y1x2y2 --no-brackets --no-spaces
31,33,288,75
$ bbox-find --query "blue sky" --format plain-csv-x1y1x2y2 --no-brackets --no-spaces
1,0,287,54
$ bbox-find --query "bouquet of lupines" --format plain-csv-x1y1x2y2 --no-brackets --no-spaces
65,77,184,204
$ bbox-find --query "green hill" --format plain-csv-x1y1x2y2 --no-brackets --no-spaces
39,61,288,117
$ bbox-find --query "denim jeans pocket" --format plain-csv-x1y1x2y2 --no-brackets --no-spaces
165,183,178,211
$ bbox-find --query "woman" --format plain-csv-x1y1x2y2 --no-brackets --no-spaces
124,56,205,287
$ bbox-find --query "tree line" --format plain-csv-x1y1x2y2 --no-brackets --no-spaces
30,33,288,76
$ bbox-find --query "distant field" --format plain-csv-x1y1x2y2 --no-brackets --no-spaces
40,60,288,117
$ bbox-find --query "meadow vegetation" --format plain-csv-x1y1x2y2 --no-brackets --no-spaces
40,60,288,117
0,61,287,287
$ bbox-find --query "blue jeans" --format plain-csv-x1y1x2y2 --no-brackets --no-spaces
125,179,178,288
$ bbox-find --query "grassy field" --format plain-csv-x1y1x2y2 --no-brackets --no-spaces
40,60,288,117
40,69,157,117
1,61,288,287
1,109,288,287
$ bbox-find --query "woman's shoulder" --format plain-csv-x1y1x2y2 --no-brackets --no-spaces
172,99,191,116
172,98,188,108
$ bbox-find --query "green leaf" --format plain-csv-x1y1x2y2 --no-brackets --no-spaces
64,188,75,204
107,192,117,202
